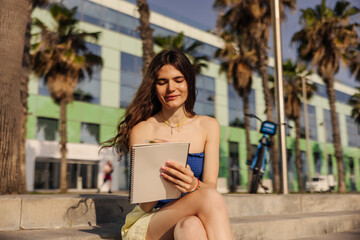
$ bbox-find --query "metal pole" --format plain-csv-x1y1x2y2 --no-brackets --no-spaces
302,77,312,182
271,0,288,194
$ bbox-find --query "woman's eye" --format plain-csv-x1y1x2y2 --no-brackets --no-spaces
175,78,184,83
156,80,166,85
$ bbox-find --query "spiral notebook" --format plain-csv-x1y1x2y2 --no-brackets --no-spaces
129,142,190,204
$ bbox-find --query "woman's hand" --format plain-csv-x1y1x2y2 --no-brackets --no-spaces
161,161,199,193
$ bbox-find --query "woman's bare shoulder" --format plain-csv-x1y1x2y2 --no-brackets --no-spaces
130,118,156,142
195,115,220,128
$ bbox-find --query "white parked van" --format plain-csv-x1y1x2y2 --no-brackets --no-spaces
306,175,336,192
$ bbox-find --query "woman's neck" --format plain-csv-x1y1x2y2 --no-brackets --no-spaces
160,107,188,126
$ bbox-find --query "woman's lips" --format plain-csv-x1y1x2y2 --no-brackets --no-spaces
165,95,178,101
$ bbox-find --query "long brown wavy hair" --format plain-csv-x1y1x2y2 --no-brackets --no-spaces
101,49,197,156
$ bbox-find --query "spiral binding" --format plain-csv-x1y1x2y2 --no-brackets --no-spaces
128,147,136,203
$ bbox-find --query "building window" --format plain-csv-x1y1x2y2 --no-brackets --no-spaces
195,75,215,117
34,158,99,190
80,122,99,144
34,158,60,189
287,149,295,191
228,141,240,191
228,83,256,129
74,43,101,104
120,52,142,108
314,152,321,174
328,155,333,174
300,151,307,186
346,116,360,147
36,117,59,141
299,104,317,140
323,109,339,143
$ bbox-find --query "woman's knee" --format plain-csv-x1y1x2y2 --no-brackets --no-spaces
197,187,227,210
174,216,205,239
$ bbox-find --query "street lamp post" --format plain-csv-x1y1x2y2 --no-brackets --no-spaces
271,0,288,194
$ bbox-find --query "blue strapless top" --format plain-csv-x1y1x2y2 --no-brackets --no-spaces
154,152,204,208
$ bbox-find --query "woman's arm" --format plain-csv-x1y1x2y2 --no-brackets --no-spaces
200,117,220,189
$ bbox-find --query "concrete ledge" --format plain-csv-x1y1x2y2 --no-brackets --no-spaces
224,194,360,218
230,210,360,240
0,194,134,231
0,197,22,231
1,193,360,232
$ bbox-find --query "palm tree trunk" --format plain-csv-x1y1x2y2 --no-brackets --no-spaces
243,92,252,189
0,0,29,194
19,1,34,194
294,118,304,192
256,40,280,193
137,0,154,76
325,78,346,193
59,98,68,192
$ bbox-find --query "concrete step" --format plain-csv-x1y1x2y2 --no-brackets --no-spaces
224,193,360,218
0,223,122,240
1,193,360,239
230,210,360,239
1,211,359,240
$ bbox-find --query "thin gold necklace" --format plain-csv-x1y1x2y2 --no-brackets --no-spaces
159,111,188,135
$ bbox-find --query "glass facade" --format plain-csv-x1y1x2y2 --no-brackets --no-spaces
228,84,256,129
195,75,215,117
120,52,143,108
300,104,317,140
323,109,339,143
228,141,240,191
346,116,360,147
34,158,99,190
74,43,102,104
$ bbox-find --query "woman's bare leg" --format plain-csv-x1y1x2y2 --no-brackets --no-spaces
146,187,233,240
174,216,207,240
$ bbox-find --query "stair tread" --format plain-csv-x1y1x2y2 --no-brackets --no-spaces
0,224,122,240
230,210,360,224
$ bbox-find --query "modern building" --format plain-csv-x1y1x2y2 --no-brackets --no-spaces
26,0,360,193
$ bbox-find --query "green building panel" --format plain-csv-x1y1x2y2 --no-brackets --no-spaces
36,95,59,118
26,115,37,139
67,120,81,143
66,101,83,122
81,103,101,124
100,125,118,144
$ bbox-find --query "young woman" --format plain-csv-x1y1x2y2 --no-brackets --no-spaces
104,49,233,240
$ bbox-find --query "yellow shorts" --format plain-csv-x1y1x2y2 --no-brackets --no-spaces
121,205,158,240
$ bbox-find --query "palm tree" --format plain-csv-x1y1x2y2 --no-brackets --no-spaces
216,31,256,190
0,0,30,194
20,0,49,193
281,59,316,192
349,88,360,124
32,3,103,192
154,31,209,75
214,0,296,192
291,0,359,193
136,0,154,75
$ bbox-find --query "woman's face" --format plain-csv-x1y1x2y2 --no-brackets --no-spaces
155,64,188,110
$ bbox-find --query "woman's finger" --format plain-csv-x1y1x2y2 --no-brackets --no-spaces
161,172,191,191
166,161,194,177
162,165,193,184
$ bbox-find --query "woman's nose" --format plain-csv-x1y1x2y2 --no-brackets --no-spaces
167,80,175,91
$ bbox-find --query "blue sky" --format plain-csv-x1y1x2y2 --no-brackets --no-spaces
127,0,360,87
